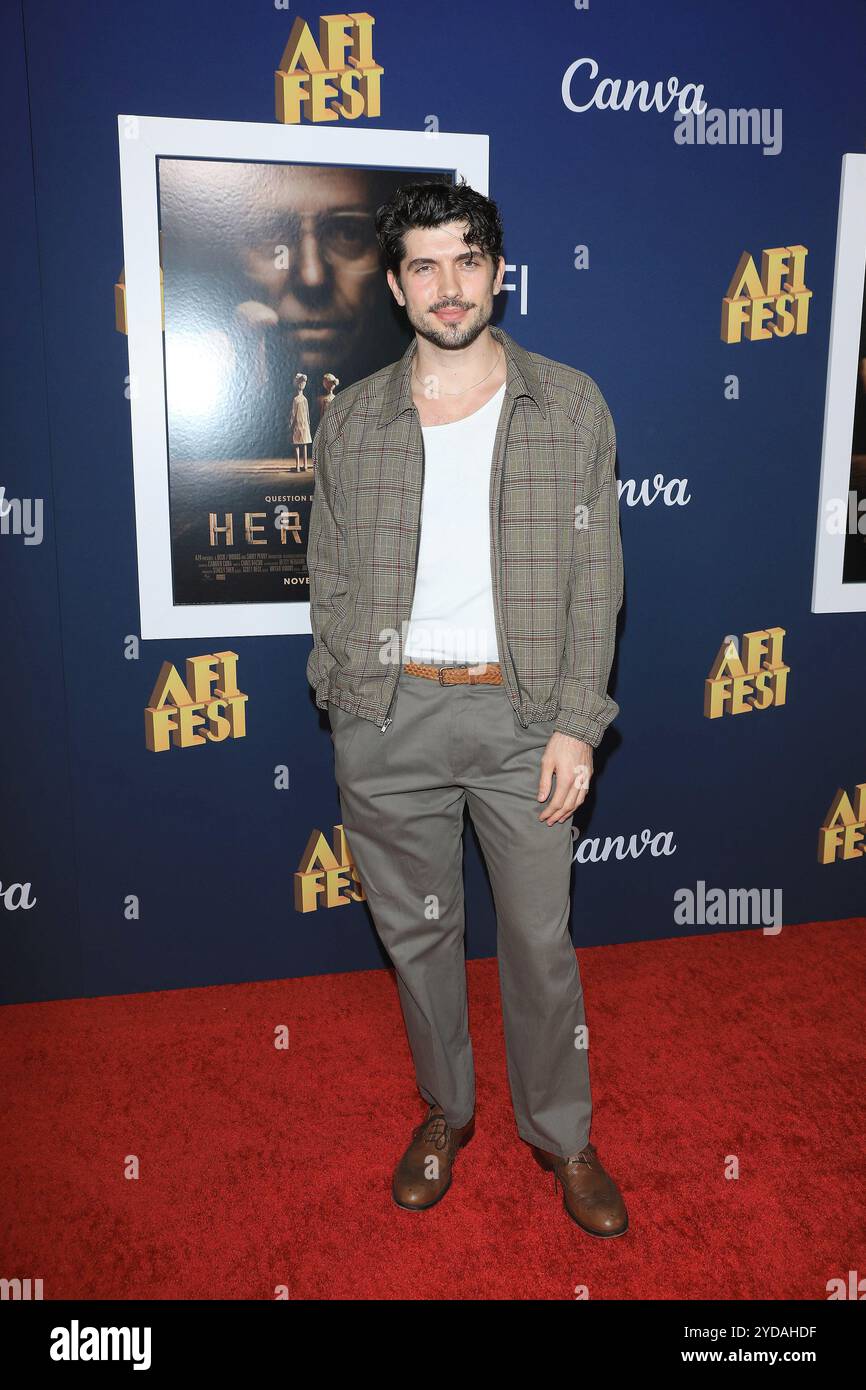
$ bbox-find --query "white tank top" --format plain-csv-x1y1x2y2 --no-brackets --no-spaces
403,381,506,665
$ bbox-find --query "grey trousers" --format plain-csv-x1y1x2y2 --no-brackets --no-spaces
328,664,592,1159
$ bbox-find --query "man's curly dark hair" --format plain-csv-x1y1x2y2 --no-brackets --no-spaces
374,177,504,279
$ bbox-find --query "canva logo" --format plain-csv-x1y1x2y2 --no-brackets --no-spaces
571,827,676,863
561,58,706,116
0,486,43,545
617,474,691,507
1,879,36,910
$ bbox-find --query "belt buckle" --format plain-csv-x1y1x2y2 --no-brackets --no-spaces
438,663,489,685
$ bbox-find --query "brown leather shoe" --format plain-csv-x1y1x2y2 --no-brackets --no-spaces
392,1104,475,1210
532,1141,629,1237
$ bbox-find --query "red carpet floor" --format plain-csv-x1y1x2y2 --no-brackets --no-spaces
1,919,864,1301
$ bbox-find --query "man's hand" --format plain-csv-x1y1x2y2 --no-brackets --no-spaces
537,732,593,824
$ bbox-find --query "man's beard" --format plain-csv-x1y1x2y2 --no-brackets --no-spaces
405,296,493,351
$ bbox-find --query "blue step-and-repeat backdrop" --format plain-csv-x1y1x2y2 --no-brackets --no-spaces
3,0,866,1005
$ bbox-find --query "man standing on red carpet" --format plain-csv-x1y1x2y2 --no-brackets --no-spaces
306,179,627,1237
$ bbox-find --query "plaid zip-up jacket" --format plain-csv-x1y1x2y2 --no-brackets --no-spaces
305,324,623,747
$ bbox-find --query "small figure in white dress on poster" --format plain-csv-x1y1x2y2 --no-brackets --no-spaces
290,372,312,472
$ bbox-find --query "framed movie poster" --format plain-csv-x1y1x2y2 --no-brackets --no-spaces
812,153,866,613
117,116,488,638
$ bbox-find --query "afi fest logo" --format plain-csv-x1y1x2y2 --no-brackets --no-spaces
144,652,247,752
721,246,811,343
818,783,866,865
704,629,789,719
275,12,382,123
295,825,366,911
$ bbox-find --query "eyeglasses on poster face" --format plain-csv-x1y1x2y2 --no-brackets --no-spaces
246,211,381,276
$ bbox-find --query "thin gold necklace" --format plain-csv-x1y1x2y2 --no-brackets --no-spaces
412,344,504,398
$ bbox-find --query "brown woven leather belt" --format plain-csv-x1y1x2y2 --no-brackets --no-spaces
403,660,504,686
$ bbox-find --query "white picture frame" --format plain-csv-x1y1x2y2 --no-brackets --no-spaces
117,114,488,638
812,153,866,613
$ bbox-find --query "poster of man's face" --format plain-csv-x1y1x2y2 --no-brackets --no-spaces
119,118,487,639
157,158,452,605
